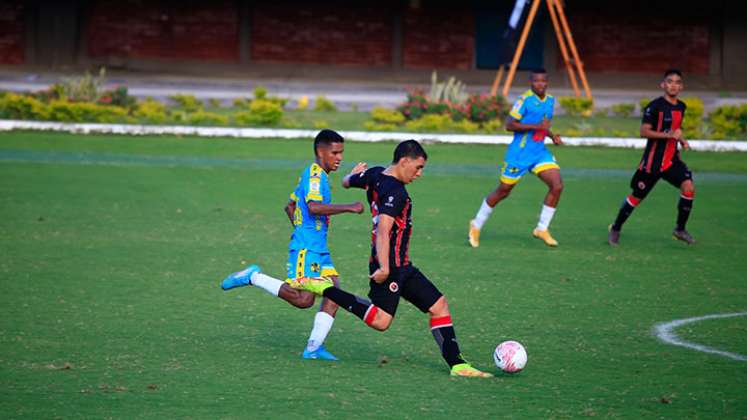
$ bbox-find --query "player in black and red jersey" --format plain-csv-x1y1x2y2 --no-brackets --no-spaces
291,140,492,377
608,69,696,245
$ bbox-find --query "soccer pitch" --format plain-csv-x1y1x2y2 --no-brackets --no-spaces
1,131,746,418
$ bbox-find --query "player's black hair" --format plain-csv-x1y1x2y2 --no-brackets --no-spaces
392,139,428,164
529,68,547,79
663,68,683,79
313,129,344,155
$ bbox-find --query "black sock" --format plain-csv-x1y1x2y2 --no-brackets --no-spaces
612,199,636,231
430,316,466,367
676,197,693,230
322,287,371,320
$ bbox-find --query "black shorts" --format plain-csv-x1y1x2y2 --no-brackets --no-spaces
367,264,443,316
630,159,693,200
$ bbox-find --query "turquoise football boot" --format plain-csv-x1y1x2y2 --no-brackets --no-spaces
221,264,261,291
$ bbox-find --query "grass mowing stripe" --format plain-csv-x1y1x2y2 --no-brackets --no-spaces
2,148,747,182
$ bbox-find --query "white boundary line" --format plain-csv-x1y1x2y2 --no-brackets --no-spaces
653,312,747,361
1,120,746,152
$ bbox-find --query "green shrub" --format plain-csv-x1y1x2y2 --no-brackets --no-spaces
47,100,128,123
0,93,50,120
208,98,222,108
234,99,284,126
313,96,337,112
681,97,704,136
312,120,329,129
233,98,251,109
404,114,454,132
371,107,405,125
481,119,505,133
98,85,136,109
451,119,480,133
186,110,228,126
461,94,508,123
610,103,635,118
363,121,398,131
253,86,268,100
708,104,747,139
169,94,203,112
60,67,106,102
639,98,650,114
133,99,168,124
558,97,593,117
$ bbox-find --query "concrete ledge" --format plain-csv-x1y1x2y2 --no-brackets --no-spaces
1,120,745,152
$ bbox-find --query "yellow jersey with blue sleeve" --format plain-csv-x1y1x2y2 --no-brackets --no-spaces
500,89,560,184
288,162,331,253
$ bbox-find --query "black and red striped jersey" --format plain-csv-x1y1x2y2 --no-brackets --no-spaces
639,97,687,174
348,166,413,270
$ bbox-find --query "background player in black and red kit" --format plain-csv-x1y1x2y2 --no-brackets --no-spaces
292,140,492,377
608,69,696,245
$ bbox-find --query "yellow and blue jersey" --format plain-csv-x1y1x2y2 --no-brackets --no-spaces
288,162,331,253
499,90,559,185
507,89,555,160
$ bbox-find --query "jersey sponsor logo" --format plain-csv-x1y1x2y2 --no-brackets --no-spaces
389,282,399,293
309,177,321,194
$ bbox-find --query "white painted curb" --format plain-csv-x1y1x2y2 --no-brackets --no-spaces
1,119,746,152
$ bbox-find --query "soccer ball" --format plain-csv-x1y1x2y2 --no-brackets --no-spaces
493,340,527,373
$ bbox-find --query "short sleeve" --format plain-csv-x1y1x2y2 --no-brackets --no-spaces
347,169,370,189
641,100,657,126
378,187,406,218
509,96,527,120
304,173,326,203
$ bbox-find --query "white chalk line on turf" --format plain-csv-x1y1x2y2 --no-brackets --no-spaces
653,312,747,361
1,119,747,151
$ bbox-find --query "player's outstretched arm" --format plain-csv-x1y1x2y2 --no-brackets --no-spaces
308,201,364,216
342,162,368,189
370,214,394,283
283,200,296,227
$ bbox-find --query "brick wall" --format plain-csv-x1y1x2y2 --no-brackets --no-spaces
402,5,474,69
87,0,239,62
251,3,393,66
568,15,710,74
0,1,24,64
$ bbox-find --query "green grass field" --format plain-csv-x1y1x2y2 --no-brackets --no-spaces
1,131,746,418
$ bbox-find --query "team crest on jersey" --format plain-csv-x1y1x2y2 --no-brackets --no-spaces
310,262,321,273
389,282,399,293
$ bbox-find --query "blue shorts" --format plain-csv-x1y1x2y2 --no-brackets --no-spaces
286,249,338,282
500,149,560,185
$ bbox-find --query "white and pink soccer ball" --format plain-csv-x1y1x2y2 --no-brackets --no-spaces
493,340,527,373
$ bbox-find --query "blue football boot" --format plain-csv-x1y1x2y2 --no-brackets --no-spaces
221,264,261,291
302,345,339,361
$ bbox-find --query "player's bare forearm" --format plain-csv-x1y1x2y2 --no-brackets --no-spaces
506,117,549,133
284,201,296,227
370,215,393,283
640,123,682,140
307,201,364,216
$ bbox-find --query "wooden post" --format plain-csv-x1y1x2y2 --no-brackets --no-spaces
490,66,505,97
553,0,592,100
501,0,542,98
546,0,580,96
